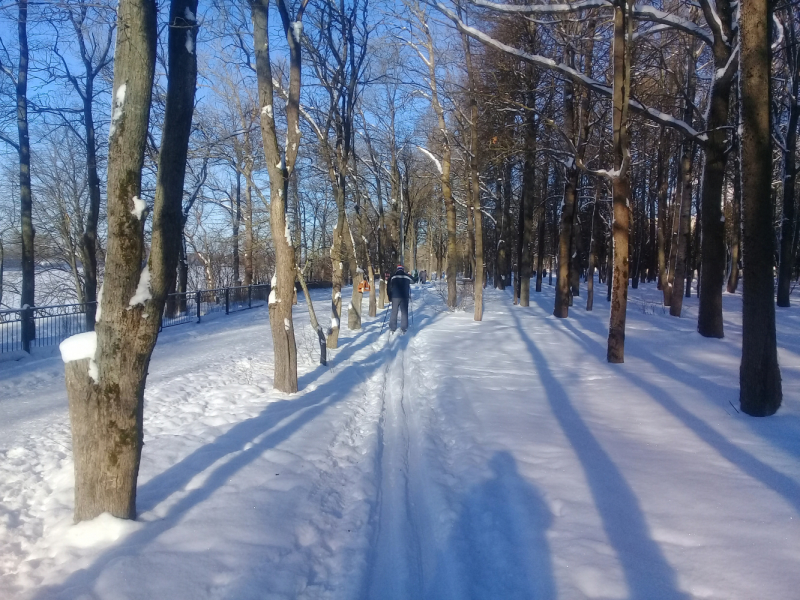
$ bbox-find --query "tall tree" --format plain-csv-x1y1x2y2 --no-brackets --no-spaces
605,0,633,363
63,0,198,521
738,0,782,415
249,0,308,391
50,1,115,328
0,1,34,346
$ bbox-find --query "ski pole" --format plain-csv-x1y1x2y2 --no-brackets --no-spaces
379,304,389,334
410,297,414,326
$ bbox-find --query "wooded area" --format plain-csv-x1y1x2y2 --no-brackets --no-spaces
0,0,797,521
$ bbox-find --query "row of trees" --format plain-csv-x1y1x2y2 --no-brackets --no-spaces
0,0,795,522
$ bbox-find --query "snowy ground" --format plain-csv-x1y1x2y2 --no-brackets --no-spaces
1,280,799,599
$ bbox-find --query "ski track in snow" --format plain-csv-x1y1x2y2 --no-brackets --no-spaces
1,282,800,599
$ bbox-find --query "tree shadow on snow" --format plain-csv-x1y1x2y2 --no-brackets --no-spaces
552,316,800,516
509,309,690,600
34,295,440,600
434,451,555,600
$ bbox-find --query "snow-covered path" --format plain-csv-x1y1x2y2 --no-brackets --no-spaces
1,282,799,599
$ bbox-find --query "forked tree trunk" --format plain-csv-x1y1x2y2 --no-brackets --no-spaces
739,0,782,415
251,0,304,391
66,0,197,522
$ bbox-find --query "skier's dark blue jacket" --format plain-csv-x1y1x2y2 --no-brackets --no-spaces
388,269,412,301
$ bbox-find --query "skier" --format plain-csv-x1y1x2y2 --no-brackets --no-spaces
387,264,412,333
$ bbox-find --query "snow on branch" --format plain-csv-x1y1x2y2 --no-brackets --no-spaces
468,0,714,46
434,2,708,144
418,146,444,174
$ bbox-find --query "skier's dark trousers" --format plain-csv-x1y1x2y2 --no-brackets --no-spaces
388,265,412,333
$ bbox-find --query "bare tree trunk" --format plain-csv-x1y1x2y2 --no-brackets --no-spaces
461,19,483,320
535,206,546,293
727,145,742,293
499,157,513,288
250,0,304,391
777,39,799,306
587,188,600,311
244,183,254,285
328,200,346,348
443,149,458,307
232,175,241,285
739,0,782,415
297,267,326,365
466,190,475,280
66,0,197,522
669,40,698,316
554,169,577,317
670,150,692,317
697,0,735,337
347,219,363,331
17,1,34,344
519,89,536,306
607,0,632,364
656,128,671,302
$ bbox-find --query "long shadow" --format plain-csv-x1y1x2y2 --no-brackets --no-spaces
549,304,800,464
555,316,800,515
510,309,689,600
436,451,555,600
35,299,440,599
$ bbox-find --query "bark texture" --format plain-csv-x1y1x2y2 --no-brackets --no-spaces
739,0,782,415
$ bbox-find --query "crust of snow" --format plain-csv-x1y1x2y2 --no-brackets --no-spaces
128,265,152,308
95,284,103,323
59,332,97,364
109,83,126,139
131,196,146,220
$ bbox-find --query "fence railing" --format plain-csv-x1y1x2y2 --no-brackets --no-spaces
0,283,272,354
160,284,270,328
1,302,95,354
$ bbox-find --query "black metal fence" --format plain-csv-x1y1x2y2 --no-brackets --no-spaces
0,283,271,354
160,284,270,328
1,302,95,354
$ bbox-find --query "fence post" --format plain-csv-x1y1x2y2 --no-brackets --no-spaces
196,291,202,323
21,305,31,353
